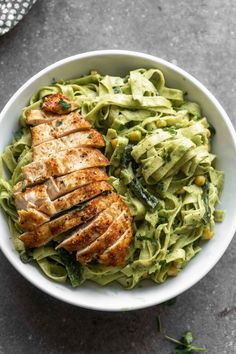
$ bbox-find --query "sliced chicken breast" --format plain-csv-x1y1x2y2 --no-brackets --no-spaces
31,112,91,146
17,209,50,231
26,110,63,126
39,181,112,216
14,167,108,203
42,93,78,115
57,201,124,253
76,210,130,264
19,192,118,247
98,227,133,266
22,147,109,184
46,167,108,200
33,129,105,160
18,99,134,264
14,184,51,210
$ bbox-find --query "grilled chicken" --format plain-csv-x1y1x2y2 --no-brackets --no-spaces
42,93,78,115
19,192,118,247
18,93,133,267
76,210,131,264
26,110,62,126
46,167,108,200
18,209,50,231
22,147,109,184
14,167,108,200
57,201,125,252
14,184,51,210
39,181,112,216
31,112,91,146
15,175,110,214
99,227,133,266
33,129,105,160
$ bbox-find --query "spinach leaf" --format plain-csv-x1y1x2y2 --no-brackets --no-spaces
129,177,158,209
121,144,133,169
121,143,139,171
59,249,81,287
202,179,211,224
20,250,33,264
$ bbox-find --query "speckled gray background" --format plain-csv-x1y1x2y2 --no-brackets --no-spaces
0,1,235,353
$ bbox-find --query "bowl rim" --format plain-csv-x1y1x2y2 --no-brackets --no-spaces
1,49,236,311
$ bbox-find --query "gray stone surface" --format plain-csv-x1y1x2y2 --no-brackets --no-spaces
0,0,235,353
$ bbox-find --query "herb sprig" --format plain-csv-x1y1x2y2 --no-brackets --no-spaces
59,98,71,111
165,331,206,353
155,313,205,353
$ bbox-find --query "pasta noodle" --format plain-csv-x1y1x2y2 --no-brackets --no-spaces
0,68,224,288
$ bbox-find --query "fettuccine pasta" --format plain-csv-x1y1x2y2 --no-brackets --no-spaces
0,68,224,288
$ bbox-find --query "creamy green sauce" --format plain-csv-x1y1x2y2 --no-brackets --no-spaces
0,68,224,288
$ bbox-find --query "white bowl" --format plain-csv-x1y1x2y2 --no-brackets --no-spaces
1,50,236,311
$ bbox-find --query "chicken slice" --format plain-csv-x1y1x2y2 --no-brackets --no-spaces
33,129,105,161
57,201,125,253
42,93,78,115
19,192,118,247
98,227,133,266
31,112,91,146
14,167,107,201
46,167,108,200
14,184,51,210
39,181,112,216
22,147,109,185
17,209,50,231
76,210,131,264
26,110,63,126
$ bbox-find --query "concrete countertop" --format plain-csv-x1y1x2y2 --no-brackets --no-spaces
0,1,235,353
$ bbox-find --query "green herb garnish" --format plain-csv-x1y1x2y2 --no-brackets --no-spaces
59,98,71,111
113,86,122,94
162,149,172,162
55,120,63,127
156,314,162,332
163,126,177,135
165,331,206,353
